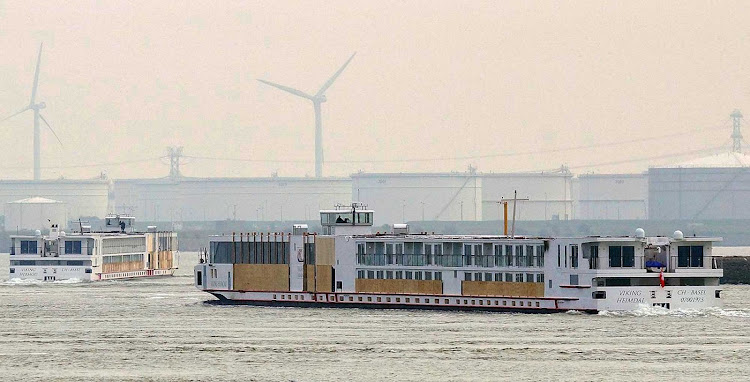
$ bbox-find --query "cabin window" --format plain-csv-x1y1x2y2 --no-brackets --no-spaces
505,272,513,282
357,270,365,279
569,274,579,285
525,245,534,267
589,245,599,269
376,271,384,279
396,271,403,279
485,273,492,282
514,245,524,266
482,243,493,267
557,245,561,267
424,271,432,281
570,245,579,268
494,245,505,267
678,246,704,268
609,246,635,268
20,240,37,254
505,245,513,266
405,271,413,280
526,273,535,283
386,271,393,279
534,245,544,267
494,272,502,281
415,272,423,280
434,272,442,281
65,240,82,254
515,273,524,282
367,270,375,279
536,274,544,283
463,244,473,266
464,272,472,281
474,272,482,281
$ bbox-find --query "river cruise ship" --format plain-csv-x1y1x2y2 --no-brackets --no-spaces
194,204,722,312
9,214,178,281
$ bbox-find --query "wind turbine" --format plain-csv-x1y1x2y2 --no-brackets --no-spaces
258,52,356,177
1,43,63,181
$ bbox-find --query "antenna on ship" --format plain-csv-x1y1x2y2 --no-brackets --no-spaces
501,190,528,238
0,42,63,180
258,53,356,177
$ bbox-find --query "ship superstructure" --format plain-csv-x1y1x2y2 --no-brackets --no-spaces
194,204,722,312
9,214,177,281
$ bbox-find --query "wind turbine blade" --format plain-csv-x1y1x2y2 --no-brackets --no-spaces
257,79,313,100
30,42,43,105
0,106,31,123
315,52,356,97
39,114,63,147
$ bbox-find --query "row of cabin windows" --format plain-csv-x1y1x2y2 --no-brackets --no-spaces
209,241,291,264
103,254,144,264
559,244,705,269
357,269,444,281
465,272,544,283
10,260,91,266
357,242,544,268
557,245,635,268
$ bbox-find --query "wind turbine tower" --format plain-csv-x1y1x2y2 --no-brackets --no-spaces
258,53,356,177
1,43,62,180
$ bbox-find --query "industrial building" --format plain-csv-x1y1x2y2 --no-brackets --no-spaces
4,197,67,231
112,176,352,222
0,179,110,220
648,152,750,220
574,173,648,220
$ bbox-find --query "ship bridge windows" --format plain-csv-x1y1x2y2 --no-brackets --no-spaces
20,240,38,254
65,240,82,254
678,246,704,268
609,245,635,268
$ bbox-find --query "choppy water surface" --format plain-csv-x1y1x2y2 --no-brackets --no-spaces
1,252,749,381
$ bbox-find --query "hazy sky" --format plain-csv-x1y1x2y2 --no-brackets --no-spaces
1,1,749,180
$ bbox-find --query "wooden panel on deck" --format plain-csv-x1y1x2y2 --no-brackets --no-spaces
314,265,333,292
233,264,290,291
461,281,544,297
355,279,443,295
315,237,335,266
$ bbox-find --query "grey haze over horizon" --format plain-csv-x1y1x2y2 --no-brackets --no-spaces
1,1,749,180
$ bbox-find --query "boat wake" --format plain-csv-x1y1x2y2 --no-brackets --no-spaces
2,277,85,286
598,304,750,318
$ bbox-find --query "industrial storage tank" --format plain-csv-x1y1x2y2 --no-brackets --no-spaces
648,152,750,220
351,172,482,225
4,197,68,231
575,173,648,220
480,171,573,221
0,179,109,219
112,176,352,222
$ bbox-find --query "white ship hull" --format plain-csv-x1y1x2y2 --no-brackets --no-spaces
201,285,721,313
11,265,176,282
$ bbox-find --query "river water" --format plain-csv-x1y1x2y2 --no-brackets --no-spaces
1,252,749,381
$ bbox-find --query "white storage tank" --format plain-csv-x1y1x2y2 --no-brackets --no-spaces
4,197,68,231
649,152,750,220
575,173,648,220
